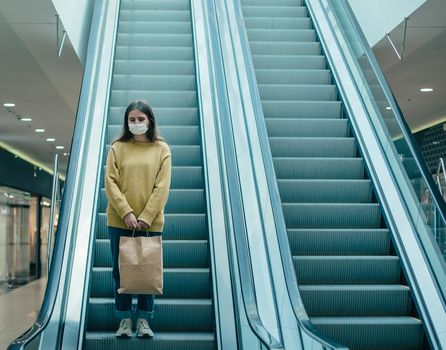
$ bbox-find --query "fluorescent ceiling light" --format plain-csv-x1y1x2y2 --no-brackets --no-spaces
420,88,434,92
386,107,392,110
46,138,56,142
56,146,64,149
35,129,45,133
21,117,32,122
3,103,15,107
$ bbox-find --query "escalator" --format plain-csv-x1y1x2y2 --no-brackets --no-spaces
84,0,215,348
240,0,431,349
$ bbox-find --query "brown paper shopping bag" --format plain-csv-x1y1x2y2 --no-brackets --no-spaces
118,232,163,295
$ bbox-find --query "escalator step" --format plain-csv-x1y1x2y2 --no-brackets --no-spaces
269,137,356,157
108,107,198,125
250,41,320,55
282,203,381,228
117,33,192,47
244,17,311,30
300,285,412,316
90,267,211,299
311,317,424,350
287,229,390,255
110,90,197,108
94,239,209,268
258,84,337,101
118,21,192,34
262,100,341,118
273,157,364,179
115,46,193,60
120,10,191,22
252,55,326,69
278,179,372,203
112,75,196,92
87,298,213,332
247,29,316,42
265,118,348,137
242,6,307,18
84,331,216,350
256,69,331,85
294,256,401,284
120,0,190,11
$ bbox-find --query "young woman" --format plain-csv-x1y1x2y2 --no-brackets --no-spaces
105,100,171,338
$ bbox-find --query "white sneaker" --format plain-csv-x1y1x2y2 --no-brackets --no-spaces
136,318,154,338
115,318,132,338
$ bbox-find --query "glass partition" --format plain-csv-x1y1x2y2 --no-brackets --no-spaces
318,0,446,295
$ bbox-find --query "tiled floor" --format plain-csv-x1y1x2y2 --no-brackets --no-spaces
0,278,46,349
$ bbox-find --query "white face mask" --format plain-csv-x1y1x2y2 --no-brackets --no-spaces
128,123,148,136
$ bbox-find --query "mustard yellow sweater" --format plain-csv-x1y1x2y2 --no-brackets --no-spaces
105,139,171,232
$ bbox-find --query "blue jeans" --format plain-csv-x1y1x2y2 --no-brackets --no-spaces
108,226,160,320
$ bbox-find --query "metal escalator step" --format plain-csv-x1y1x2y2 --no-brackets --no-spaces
265,118,348,137
110,90,197,108
109,106,198,125
118,21,192,34
269,137,356,157
244,17,311,30
94,239,209,268
278,179,372,203
90,267,211,299
250,41,320,55
117,33,192,47
256,69,331,85
112,75,196,92
120,0,190,11
242,6,307,18
311,317,424,350
273,157,364,179
258,84,337,101
300,285,412,316
115,46,193,60
247,29,316,42
282,203,381,228
87,298,213,332
241,0,303,6
262,100,341,118
120,10,191,22
107,125,200,145
252,55,326,69
287,229,390,255
294,256,401,284
84,331,216,350
99,188,205,214
95,213,207,240
114,59,194,75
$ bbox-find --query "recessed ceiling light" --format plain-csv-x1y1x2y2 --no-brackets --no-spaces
3,103,15,107
35,129,45,133
63,153,68,156
21,117,32,122
56,145,64,149
420,88,434,92
386,107,392,110
46,138,56,142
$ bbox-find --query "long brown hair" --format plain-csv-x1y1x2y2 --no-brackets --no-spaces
113,100,163,144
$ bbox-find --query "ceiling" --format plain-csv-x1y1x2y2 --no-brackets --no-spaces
372,0,446,131
0,0,82,175
0,0,444,180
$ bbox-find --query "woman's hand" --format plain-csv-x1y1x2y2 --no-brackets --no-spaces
138,220,149,230
124,212,139,229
